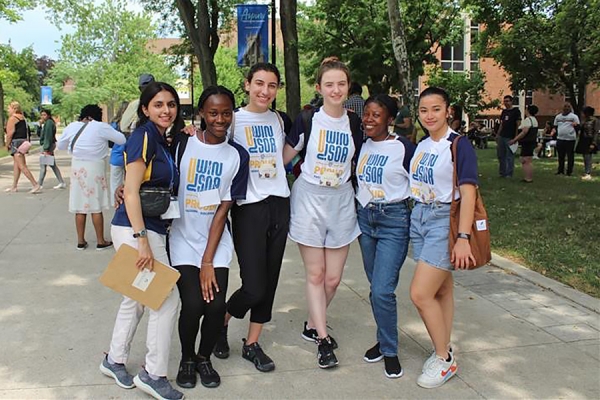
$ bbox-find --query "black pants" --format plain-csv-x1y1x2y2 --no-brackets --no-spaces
174,265,228,360
556,139,576,175
227,196,290,324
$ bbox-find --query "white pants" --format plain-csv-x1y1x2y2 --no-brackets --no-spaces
107,225,180,377
109,165,124,204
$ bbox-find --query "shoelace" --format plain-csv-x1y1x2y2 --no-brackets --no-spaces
180,361,195,375
198,361,216,376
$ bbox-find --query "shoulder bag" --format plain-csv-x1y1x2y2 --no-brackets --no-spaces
448,136,492,269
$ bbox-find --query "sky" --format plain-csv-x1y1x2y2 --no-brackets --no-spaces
0,7,73,58
0,0,288,59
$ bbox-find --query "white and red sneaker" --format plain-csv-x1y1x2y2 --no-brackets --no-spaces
417,354,457,388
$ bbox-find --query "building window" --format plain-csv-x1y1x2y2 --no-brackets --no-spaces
470,22,480,71
441,36,465,72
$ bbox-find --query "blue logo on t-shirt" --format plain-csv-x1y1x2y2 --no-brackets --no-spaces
316,129,349,162
411,152,438,184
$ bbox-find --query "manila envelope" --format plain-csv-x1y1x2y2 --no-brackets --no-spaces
99,244,180,311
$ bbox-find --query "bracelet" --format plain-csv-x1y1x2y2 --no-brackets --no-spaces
456,232,471,240
201,262,213,266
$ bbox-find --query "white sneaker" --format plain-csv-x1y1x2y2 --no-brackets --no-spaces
422,346,454,372
53,183,67,189
417,354,457,389
582,174,592,181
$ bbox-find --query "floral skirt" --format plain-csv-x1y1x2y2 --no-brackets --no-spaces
69,158,110,214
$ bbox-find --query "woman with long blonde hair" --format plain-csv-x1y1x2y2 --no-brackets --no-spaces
4,101,40,193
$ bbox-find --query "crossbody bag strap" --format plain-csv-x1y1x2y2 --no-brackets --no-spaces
69,122,89,153
451,135,461,203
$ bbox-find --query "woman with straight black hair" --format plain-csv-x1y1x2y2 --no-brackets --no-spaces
101,81,184,400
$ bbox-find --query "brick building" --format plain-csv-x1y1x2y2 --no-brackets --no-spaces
419,19,600,129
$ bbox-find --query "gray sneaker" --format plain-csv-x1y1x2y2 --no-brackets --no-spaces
99,355,135,389
133,369,184,400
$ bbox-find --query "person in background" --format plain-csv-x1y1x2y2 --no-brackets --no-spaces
38,108,66,190
356,94,415,379
120,74,155,134
553,102,580,176
448,104,463,133
409,87,478,389
510,105,539,183
102,82,184,400
496,95,521,178
343,82,365,120
4,101,40,193
394,97,414,142
576,106,598,180
57,105,125,250
109,101,130,201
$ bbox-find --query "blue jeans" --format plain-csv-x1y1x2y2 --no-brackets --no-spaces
357,201,410,356
497,136,514,177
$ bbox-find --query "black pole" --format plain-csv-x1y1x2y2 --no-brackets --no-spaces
271,0,276,109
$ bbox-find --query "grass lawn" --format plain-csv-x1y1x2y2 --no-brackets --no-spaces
477,144,599,297
0,148,7,158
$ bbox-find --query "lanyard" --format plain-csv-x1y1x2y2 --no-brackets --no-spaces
160,145,175,190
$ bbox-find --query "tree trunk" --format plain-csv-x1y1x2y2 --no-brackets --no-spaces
280,0,301,119
387,0,412,103
0,80,4,147
175,0,218,88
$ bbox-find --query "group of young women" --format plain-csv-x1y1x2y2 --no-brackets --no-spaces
99,58,478,400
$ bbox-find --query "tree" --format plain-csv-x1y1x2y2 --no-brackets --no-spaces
280,0,301,121
387,0,411,102
46,0,177,121
138,0,242,89
0,0,35,22
1,0,36,145
426,66,500,119
0,44,39,145
466,0,600,113
298,0,464,94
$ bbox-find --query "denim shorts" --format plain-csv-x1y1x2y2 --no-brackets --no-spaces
410,202,453,271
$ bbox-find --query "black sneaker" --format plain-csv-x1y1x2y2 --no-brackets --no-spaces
196,358,220,388
316,336,338,369
175,359,197,389
213,325,230,359
363,342,384,363
384,356,404,379
301,321,338,349
242,339,275,372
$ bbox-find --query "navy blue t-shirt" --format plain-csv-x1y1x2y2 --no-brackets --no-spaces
112,122,178,235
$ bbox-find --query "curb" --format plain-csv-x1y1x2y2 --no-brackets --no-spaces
491,252,599,314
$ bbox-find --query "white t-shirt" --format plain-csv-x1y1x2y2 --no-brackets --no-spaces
554,112,580,141
57,120,125,160
169,136,248,268
356,136,414,203
409,129,478,204
230,108,290,204
293,109,355,187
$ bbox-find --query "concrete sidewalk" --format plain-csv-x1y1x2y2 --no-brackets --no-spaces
0,152,598,399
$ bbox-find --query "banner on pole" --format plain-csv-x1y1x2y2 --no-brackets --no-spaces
41,86,53,105
236,4,269,67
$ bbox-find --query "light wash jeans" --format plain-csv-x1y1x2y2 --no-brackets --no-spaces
357,200,410,356
107,225,180,377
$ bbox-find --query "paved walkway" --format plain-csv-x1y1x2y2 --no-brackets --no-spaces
0,152,598,399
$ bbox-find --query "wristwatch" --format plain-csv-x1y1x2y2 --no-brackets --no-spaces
133,229,147,238
456,232,471,240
